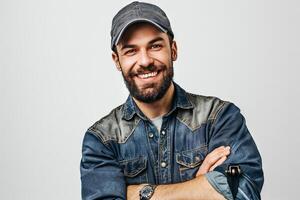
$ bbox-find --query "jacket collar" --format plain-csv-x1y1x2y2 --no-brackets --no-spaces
122,82,194,121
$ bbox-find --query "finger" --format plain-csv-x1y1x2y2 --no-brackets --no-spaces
196,165,209,176
196,146,230,176
196,155,225,176
205,146,230,166
209,156,227,172
222,146,231,156
208,146,229,158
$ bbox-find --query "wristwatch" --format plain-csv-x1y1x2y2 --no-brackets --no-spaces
139,184,157,200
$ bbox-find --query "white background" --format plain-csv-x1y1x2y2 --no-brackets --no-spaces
1,0,299,199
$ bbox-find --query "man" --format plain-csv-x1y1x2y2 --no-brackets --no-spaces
80,1,264,200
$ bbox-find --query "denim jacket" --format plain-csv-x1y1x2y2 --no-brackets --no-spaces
80,83,264,200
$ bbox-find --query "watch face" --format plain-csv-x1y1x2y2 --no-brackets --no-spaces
141,185,154,199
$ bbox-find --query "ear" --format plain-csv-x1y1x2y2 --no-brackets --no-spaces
171,41,178,61
112,51,122,71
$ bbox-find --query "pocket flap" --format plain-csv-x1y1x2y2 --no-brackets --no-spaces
176,147,207,168
120,156,147,177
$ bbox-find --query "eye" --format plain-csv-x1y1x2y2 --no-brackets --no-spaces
150,44,162,50
124,49,137,56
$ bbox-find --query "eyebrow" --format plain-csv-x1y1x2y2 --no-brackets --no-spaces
148,37,164,44
120,37,165,51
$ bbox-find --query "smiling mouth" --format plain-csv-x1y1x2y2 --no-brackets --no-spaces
137,71,159,79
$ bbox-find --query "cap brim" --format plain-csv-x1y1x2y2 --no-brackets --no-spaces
114,18,167,47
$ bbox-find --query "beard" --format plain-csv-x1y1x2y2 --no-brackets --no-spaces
121,63,174,103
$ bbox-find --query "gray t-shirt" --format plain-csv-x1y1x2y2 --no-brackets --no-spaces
150,116,163,133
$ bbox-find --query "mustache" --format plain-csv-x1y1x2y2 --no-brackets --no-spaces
129,65,164,77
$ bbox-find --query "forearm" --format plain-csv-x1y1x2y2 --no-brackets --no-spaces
127,175,226,200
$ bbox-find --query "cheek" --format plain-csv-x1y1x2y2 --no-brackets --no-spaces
151,50,172,65
120,57,137,69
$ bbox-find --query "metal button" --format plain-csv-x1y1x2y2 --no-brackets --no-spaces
161,161,167,168
148,132,154,138
226,165,241,176
161,130,166,135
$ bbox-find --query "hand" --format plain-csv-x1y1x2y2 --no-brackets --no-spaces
196,146,230,176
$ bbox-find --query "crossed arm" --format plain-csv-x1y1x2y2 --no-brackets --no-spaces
81,103,264,200
127,146,231,200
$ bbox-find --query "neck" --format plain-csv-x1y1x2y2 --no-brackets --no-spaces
133,82,175,119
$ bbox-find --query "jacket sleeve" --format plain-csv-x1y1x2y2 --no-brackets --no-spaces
80,131,126,200
208,102,264,200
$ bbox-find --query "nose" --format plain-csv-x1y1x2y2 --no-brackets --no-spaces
138,49,154,68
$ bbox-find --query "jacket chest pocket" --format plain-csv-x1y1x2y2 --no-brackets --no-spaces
119,156,148,185
176,146,208,182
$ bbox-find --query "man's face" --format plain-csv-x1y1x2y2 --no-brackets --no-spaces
112,23,177,103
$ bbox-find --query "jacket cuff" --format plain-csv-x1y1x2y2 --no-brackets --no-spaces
205,171,234,200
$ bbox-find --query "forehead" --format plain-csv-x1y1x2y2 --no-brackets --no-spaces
117,23,169,47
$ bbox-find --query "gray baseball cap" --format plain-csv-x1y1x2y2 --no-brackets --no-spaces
110,1,174,50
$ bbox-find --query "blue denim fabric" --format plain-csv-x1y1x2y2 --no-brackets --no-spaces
80,83,264,200
205,171,234,200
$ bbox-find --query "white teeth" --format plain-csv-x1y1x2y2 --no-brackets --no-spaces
138,71,158,79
